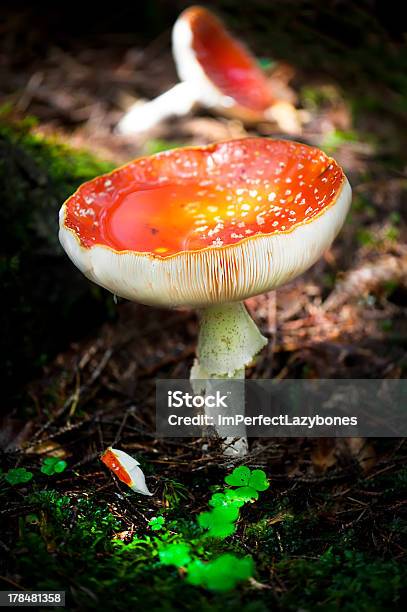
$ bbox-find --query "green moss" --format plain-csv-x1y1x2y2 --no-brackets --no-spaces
10,491,255,610
4,451,406,611
143,139,185,156
8,487,405,611
0,115,116,404
247,512,326,558
277,548,404,611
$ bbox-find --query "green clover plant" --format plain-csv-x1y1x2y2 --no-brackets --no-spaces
209,489,246,508
199,466,270,540
5,467,33,485
225,466,269,501
186,554,254,591
159,542,191,566
148,516,165,531
40,457,68,476
155,466,269,592
197,505,239,538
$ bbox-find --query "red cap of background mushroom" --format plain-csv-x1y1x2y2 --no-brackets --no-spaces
173,6,277,122
59,138,351,308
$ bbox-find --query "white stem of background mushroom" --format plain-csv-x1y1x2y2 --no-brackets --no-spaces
190,302,267,456
265,101,302,135
116,82,199,135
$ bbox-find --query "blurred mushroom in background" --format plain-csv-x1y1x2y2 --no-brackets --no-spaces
117,6,301,137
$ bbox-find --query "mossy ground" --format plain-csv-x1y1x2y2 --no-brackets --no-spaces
2,447,406,611
0,114,115,404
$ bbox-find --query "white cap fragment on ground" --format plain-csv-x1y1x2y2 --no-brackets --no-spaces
101,447,152,496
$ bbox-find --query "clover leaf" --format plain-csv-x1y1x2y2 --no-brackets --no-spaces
185,559,208,586
148,516,165,531
5,468,33,485
225,487,254,505
40,457,67,476
249,469,269,492
231,485,260,502
206,554,254,591
209,489,245,508
159,542,191,567
186,554,254,592
197,505,239,538
224,467,269,501
225,465,251,487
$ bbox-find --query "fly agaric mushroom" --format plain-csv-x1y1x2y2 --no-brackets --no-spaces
101,447,152,495
117,6,299,136
59,137,351,455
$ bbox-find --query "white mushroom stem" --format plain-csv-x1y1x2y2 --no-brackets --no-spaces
116,82,199,135
190,302,267,456
265,101,302,135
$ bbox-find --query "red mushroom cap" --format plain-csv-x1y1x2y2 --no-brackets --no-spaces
59,138,351,307
101,448,132,486
172,6,275,119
